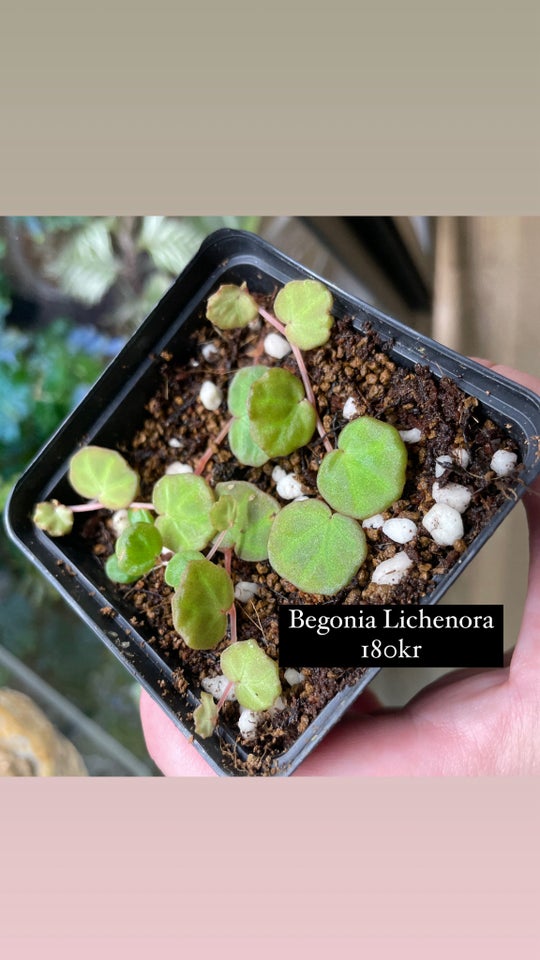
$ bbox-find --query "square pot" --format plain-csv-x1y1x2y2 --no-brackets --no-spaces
5,229,540,776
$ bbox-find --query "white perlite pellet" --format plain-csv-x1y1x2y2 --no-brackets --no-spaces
238,708,259,739
382,517,417,544
343,397,359,420
201,342,219,361
199,380,223,411
432,481,471,513
272,465,287,483
284,668,305,686
490,449,518,477
422,503,464,546
371,551,413,585
435,455,453,478
111,509,130,538
264,332,291,359
234,581,261,603
399,428,422,443
201,675,236,702
165,461,194,475
276,473,303,500
362,514,385,529
453,447,470,469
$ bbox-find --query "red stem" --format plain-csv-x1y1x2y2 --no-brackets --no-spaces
69,500,155,513
215,679,235,715
205,529,228,562
258,307,333,454
194,417,233,476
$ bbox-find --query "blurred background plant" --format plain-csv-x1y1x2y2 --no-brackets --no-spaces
0,215,260,772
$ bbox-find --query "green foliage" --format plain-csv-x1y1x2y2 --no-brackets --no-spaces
247,367,317,457
274,279,334,350
0,318,104,506
164,550,205,588
317,416,408,519
206,282,259,331
152,473,216,552
46,218,120,306
69,446,139,510
32,500,74,537
116,522,162,576
268,499,367,596
227,365,269,466
127,507,155,525
105,521,163,583
193,691,219,738
171,558,234,650
213,481,279,562
221,638,282,711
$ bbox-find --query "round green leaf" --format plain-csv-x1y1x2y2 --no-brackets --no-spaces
267,499,367,596
164,550,204,588
171,558,234,650
214,481,280,561
115,521,163,579
33,500,74,537
317,416,407,519
221,638,282,711
206,282,259,330
247,367,316,457
105,554,143,584
152,473,216,551
68,446,139,509
228,365,269,466
273,279,334,350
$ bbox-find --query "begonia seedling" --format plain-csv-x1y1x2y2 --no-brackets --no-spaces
69,446,139,509
221,638,282,711
268,499,367,596
317,416,408,519
273,279,334,350
247,367,316,458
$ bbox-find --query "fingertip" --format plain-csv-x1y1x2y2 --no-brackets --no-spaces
139,688,217,777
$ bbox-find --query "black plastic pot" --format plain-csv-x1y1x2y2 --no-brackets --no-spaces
5,229,540,776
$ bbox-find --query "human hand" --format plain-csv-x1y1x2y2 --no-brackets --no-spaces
140,362,540,776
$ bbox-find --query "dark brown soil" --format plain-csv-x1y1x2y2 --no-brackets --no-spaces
82,304,521,775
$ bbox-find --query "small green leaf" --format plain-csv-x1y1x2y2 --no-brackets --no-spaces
105,553,143,584
171,558,234,650
317,416,408,519
69,446,139,510
206,283,259,330
268,499,367,595
247,367,316,458
214,481,279,561
164,550,204,588
227,365,269,467
274,279,334,350
127,507,155,525
32,500,74,537
209,494,238,532
115,522,162,579
221,638,282,711
152,473,216,551
193,692,218,738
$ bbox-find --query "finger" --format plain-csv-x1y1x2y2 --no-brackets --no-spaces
139,689,217,777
